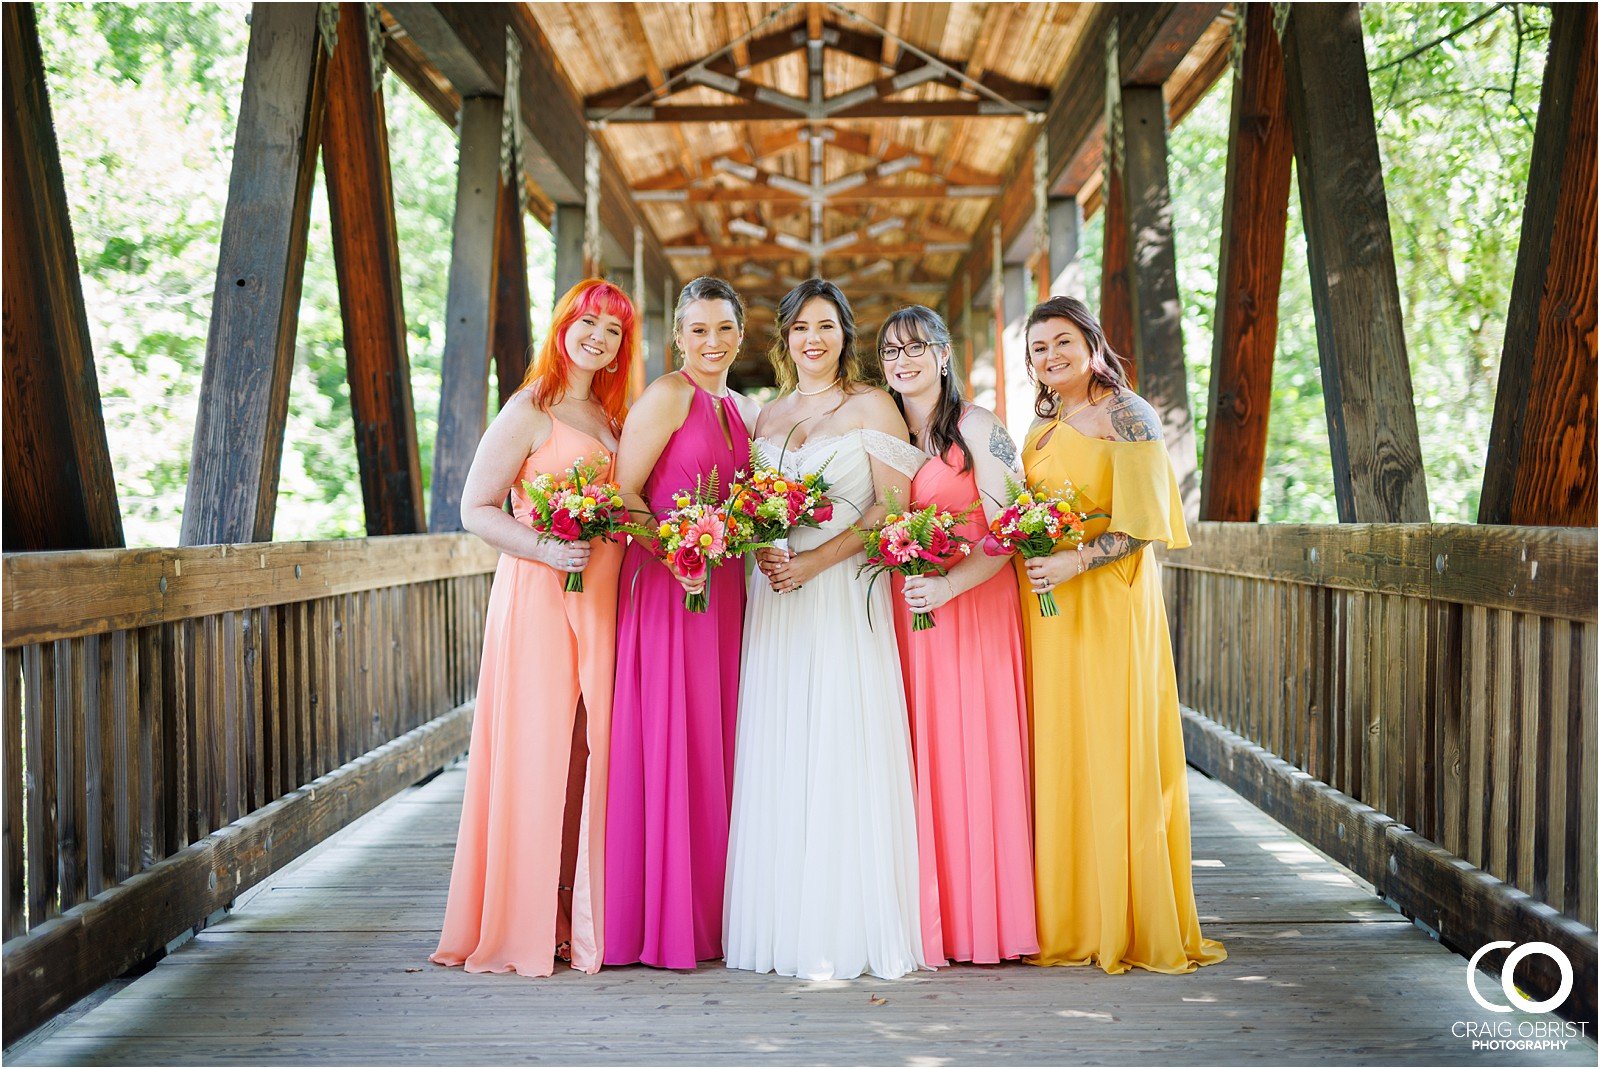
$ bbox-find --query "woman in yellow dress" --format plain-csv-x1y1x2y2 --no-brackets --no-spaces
1019,295,1226,975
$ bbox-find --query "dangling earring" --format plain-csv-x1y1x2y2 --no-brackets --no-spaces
940,362,949,377
607,361,618,373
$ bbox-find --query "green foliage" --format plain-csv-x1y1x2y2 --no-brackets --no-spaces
38,2,554,545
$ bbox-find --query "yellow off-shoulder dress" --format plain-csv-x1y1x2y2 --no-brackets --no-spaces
1020,416,1226,974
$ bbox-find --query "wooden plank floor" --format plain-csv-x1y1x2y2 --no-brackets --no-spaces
9,766,1595,1066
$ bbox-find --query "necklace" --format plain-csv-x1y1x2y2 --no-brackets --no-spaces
796,378,840,397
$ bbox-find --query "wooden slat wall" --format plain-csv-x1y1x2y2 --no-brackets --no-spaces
1163,522,1599,930
0,534,495,943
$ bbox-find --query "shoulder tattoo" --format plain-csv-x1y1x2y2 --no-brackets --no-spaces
1109,390,1163,443
988,422,1021,472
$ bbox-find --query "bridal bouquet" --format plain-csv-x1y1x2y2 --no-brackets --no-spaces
733,441,836,549
520,455,627,592
855,500,974,631
982,476,1087,617
652,472,764,613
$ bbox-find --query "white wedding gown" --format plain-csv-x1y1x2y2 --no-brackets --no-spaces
723,428,929,981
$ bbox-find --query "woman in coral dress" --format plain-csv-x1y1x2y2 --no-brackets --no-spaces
432,278,637,977
1018,295,1225,975
878,305,1038,967
606,277,758,969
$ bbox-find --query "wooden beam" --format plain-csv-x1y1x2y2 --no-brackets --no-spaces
1199,4,1294,523
1099,160,1135,384
1121,84,1197,516
591,99,1043,124
322,2,426,536
636,180,998,205
1280,3,1428,523
378,9,462,127
1,3,124,551
181,3,326,546
663,240,964,262
429,96,501,533
1480,4,1598,527
491,175,532,409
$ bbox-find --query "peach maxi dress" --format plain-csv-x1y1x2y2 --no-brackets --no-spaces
432,418,622,976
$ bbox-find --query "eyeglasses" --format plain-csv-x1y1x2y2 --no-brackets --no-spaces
879,340,930,362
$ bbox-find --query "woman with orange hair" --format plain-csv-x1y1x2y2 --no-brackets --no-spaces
432,278,637,977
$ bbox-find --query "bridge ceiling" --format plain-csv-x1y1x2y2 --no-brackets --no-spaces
526,1,1097,335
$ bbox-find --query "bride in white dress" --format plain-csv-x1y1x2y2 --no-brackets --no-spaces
723,279,929,981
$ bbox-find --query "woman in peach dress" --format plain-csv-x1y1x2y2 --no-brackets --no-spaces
432,278,637,977
878,306,1038,966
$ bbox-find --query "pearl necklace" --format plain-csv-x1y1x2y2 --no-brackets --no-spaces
796,378,840,397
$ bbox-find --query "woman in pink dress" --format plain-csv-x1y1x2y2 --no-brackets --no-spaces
606,277,758,968
879,305,1038,966
432,278,637,977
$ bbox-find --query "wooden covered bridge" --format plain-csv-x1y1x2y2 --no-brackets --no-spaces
3,1,1596,1062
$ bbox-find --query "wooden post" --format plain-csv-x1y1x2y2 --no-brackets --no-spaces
1001,263,1028,434
1200,4,1294,522
658,278,673,381
322,1,425,536
490,173,531,409
1479,3,1597,527
960,277,975,393
2,3,124,551
1047,195,1084,300
991,225,1007,426
1280,2,1429,523
553,204,586,304
181,3,326,546
429,95,503,533
1100,160,1136,386
1121,83,1197,516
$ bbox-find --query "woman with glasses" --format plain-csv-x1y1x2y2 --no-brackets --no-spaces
877,306,1038,967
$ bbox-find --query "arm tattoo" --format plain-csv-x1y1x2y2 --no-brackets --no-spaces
1108,390,1163,443
988,422,1021,472
1083,531,1150,572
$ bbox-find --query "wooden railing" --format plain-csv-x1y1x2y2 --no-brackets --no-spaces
1,534,498,1043
1162,522,1598,1017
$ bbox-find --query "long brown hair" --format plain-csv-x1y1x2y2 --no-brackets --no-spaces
1025,295,1129,419
767,278,867,392
520,278,637,427
877,305,973,473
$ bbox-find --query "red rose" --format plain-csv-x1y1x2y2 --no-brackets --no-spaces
982,533,1009,557
550,510,581,541
810,498,834,523
671,545,706,583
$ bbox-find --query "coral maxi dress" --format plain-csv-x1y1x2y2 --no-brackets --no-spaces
607,379,750,968
1021,416,1225,974
892,419,1038,966
433,417,622,976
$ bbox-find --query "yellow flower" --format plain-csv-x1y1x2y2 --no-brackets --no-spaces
657,522,673,538
582,496,596,508
675,495,691,508
773,480,788,492
610,496,623,508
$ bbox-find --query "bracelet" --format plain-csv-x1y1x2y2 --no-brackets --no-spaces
1074,543,1087,576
